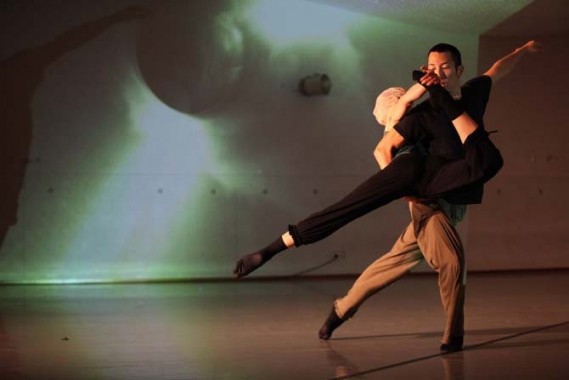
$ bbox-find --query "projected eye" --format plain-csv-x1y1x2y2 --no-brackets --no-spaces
137,2,245,115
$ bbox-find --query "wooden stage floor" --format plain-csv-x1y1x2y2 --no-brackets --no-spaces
0,271,568,379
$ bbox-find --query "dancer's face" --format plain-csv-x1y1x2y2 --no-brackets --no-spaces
427,51,464,96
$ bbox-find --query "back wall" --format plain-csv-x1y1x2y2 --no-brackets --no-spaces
0,0,565,283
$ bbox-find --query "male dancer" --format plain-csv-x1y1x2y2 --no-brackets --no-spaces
318,40,541,352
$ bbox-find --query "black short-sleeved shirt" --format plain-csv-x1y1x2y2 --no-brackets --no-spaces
393,75,493,203
394,75,492,160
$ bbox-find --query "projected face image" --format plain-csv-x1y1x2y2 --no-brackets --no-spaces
1,0,366,283
136,0,246,116
136,0,360,116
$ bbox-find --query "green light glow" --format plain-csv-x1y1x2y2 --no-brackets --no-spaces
247,0,360,48
58,71,215,282
126,79,213,176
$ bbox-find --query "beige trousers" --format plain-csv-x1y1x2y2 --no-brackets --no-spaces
333,202,466,344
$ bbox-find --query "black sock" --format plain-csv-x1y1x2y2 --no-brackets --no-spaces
233,237,288,278
425,84,464,120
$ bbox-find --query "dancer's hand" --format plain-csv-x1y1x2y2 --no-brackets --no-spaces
414,66,441,87
519,40,543,54
419,69,441,87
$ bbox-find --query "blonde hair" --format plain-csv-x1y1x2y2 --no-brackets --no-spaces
373,87,406,126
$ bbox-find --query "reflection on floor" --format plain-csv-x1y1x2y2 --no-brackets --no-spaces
0,271,568,379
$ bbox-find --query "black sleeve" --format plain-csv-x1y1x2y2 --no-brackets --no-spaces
393,101,430,144
462,75,492,103
463,75,492,107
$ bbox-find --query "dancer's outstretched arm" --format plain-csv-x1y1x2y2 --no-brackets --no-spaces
383,84,427,133
419,40,542,143
483,40,542,82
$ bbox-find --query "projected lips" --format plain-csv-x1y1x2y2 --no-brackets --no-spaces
137,1,244,115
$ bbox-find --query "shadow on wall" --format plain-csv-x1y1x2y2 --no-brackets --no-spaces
136,0,265,116
0,6,150,250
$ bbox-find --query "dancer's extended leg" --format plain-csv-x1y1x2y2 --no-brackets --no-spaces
288,152,424,247
419,84,503,198
233,152,424,278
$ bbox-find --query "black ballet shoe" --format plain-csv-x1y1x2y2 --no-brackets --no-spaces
318,307,345,340
440,336,464,353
